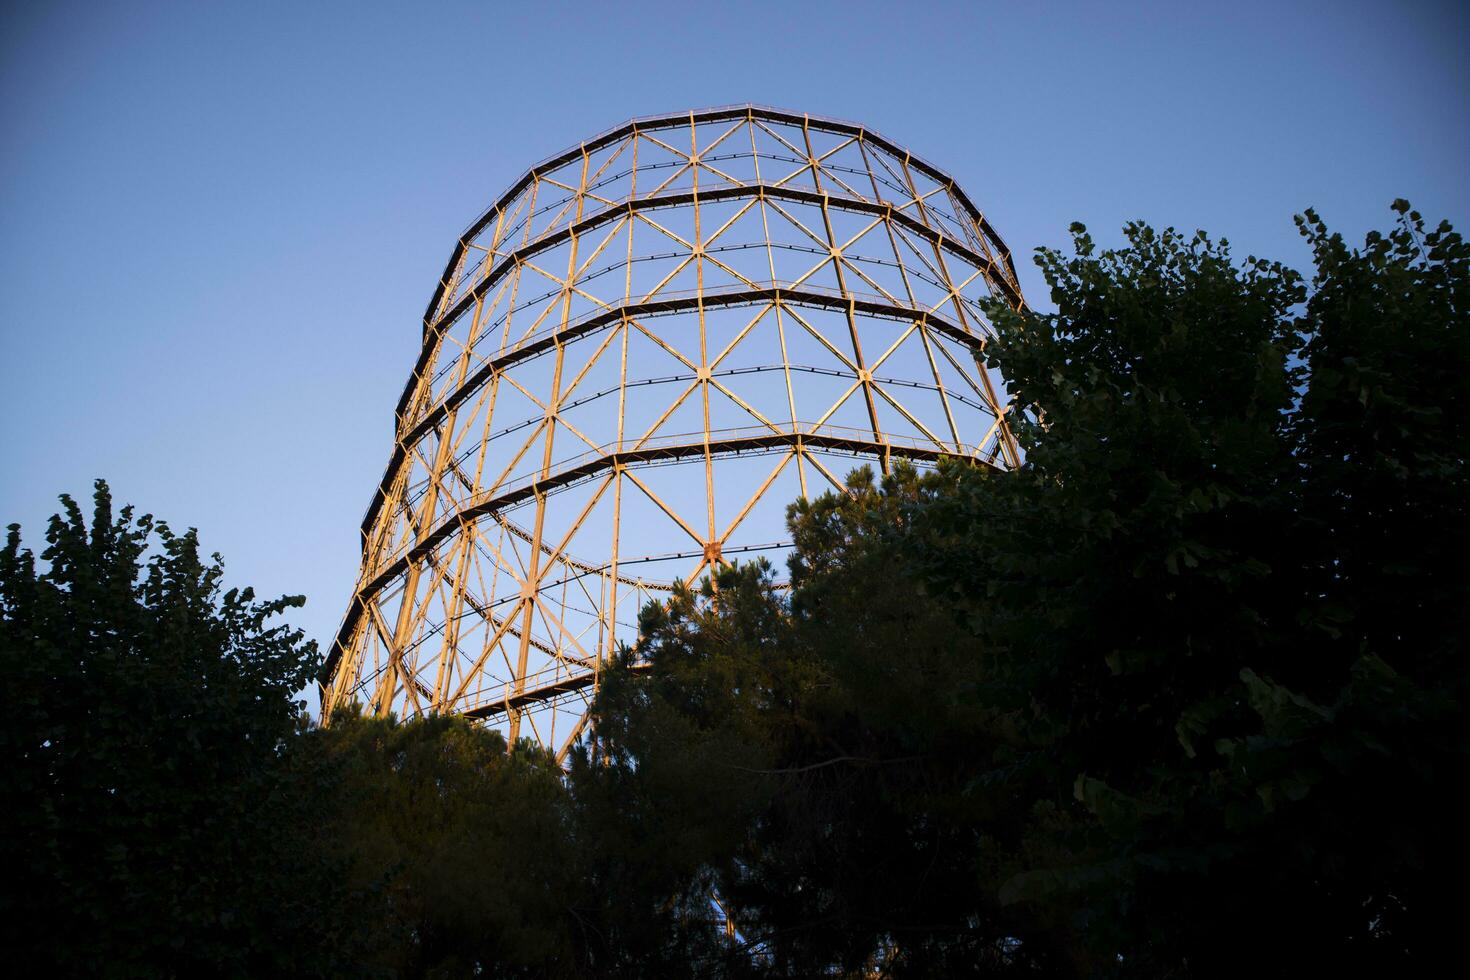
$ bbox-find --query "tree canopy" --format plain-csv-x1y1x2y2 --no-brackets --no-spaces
0,482,336,975
583,201,1469,975
3,202,1463,977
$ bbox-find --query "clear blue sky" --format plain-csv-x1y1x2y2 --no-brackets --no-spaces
3,0,1466,688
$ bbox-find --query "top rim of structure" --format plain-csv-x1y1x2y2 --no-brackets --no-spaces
423,104,1017,328
460,104,987,239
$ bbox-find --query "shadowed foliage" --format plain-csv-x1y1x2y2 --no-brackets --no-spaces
302,708,584,976
0,482,341,976
3,202,1462,977
584,202,1468,976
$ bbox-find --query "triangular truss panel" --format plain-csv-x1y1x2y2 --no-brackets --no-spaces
324,106,1027,757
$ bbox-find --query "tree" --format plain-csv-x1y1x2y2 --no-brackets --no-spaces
0,481,341,976
585,203,1469,976
582,488,1078,976
304,708,589,977
304,704,750,978
8,200,1459,976
916,202,1470,974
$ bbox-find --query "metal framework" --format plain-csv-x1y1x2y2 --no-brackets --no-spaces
322,105,1026,758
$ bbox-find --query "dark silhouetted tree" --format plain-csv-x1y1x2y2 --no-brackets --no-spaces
8,200,1461,977
0,481,345,976
585,203,1469,976
304,708,585,977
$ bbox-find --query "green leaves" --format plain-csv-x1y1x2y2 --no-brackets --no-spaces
1,481,333,976
585,201,1468,974
300,708,592,976
8,198,1464,975
947,201,1467,971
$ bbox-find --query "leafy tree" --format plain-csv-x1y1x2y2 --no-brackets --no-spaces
304,704,744,978
304,708,588,978
0,481,341,976
7,201,1460,977
586,203,1469,976
576,563,850,977
912,218,1317,974
585,515,1067,976
569,635,774,978
916,202,1469,974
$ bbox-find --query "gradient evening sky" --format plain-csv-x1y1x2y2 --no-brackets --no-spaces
2,1,1466,707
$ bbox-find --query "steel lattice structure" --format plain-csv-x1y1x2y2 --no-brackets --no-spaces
322,106,1026,757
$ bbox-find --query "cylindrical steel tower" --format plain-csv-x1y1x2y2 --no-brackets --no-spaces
323,106,1026,757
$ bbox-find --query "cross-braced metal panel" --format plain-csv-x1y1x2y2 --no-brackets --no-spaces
323,105,1027,758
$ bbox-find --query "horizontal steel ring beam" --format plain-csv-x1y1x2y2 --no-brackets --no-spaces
459,661,653,723
360,284,991,544
418,105,1019,332
328,430,997,675
399,180,1019,421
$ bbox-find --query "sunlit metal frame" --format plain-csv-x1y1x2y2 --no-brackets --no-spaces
321,105,1026,758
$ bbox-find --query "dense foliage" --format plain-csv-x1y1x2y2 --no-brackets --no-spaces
305,709,584,976
0,483,335,975
586,201,1468,976
2,203,1462,977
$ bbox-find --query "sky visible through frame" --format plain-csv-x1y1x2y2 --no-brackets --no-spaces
2,0,1466,714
